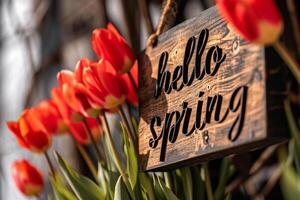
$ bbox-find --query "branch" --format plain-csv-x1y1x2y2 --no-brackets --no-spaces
286,0,300,58
147,0,178,47
138,0,154,36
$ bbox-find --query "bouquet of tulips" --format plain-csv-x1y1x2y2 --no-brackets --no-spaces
6,0,300,200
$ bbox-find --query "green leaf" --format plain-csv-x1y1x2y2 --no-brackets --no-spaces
121,123,138,189
97,163,108,197
108,170,120,199
114,176,130,200
156,175,179,200
55,152,105,200
152,174,166,200
100,134,113,172
280,165,300,200
121,122,142,199
50,177,77,200
215,157,231,200
172,170,184,198
225,193,232,200
285,100,300,173
131,116,138,134
163,172,173,190
203,162,214,200
140,173,155,200
180,167,193,200
191,166,205,200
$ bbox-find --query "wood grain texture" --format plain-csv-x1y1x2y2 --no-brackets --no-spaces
138,6,285,171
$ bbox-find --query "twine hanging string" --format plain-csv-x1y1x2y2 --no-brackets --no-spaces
147,0,178,47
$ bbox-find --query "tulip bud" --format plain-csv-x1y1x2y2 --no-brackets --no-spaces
216,0,283,44
76,58,128,110
92,23,135,73
32,100,68,135
51,87,83,122
7,109,52,153
11,160,44,196
122,60,138,107
57,70,100,118
68,117,102,145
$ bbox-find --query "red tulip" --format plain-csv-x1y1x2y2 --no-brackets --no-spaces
51,87,83,122
57,70,100,118
75,58,128,111
11,160,44,196
216,0,283,44
32,100,68,135
122,60,138,107
68,117,103,145
92,23,135,73
7,109,52,153
51,86,102,144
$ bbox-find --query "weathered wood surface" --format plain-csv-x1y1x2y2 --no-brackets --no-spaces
138,6,284,171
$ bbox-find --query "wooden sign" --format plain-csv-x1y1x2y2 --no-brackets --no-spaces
138,6,287,171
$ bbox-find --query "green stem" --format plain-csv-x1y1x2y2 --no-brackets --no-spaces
273,41,300,85
286,0,300,56
284,100,300,145
214,157,231,200
44,151,56,180
127,71,138,92
82,119,103,163
118,106,137,146
100,112,136,199
96,117,111,170
203,162,214,200
278,145,288,164
126,102,135,124
75,142,98,182
284,100,300,173
163,172,173,189
140,173,155,200
180,167,193,200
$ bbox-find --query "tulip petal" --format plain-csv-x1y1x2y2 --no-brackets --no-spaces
75,58,90,83
216,0,282,44
92,24,135,73
100,72,125,99
12,160,44,196
52,87,83,122
86,117,102,142
123,61,138,106
68,121,90,145
57,70,75,87
107,22,124,42
33,100,67,134
235,2,259,40
7,121,30,149
25,130,51,153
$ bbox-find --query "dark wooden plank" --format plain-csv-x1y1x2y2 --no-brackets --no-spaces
138,6,285,171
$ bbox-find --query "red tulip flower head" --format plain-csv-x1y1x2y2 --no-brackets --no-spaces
216,0,283,44
68,118,103,145
76,58,128,111
11,160,44,197
7,109,52,153
122,60,138,107
57,69,100,118
51,87,83,122
32,100,68,135
92,23,135,73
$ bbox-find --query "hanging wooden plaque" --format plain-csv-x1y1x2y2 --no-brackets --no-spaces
138,6,288,171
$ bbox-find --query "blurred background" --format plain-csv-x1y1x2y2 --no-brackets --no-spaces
1,0,300,199
0,0,215,199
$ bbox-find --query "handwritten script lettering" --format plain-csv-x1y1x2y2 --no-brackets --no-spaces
149,29,248,162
